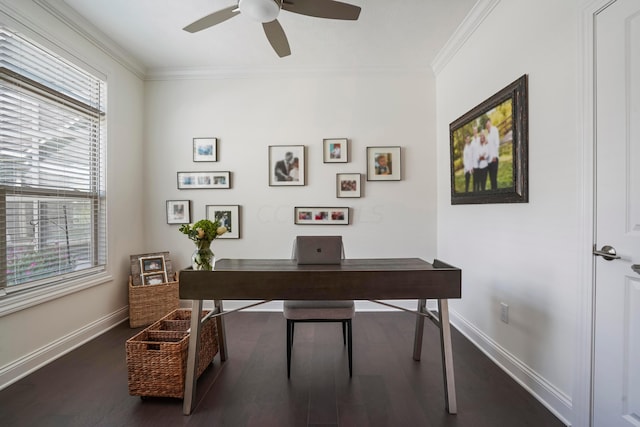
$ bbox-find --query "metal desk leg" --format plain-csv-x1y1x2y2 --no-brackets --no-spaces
183,299,203,415
413,299,427,360
214,299,227,361
438,299,457,414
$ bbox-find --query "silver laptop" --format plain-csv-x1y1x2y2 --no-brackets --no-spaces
295,236,343,265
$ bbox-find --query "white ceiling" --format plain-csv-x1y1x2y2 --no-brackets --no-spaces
59,0,477,74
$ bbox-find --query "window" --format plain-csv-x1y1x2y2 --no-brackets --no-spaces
0,26,107,298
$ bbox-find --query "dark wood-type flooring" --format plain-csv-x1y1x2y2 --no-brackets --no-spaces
0,312,565,426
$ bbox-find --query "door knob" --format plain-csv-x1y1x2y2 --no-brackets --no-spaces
593,245,621,261
632,265,640,275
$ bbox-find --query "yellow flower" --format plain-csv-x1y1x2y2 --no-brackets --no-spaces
197,228,205,239
217,226,227,236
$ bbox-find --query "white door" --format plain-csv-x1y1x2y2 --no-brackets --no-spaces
594,0,640,425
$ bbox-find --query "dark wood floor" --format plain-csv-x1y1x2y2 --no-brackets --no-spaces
0,312,565,427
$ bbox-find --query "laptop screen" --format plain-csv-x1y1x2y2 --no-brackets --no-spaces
295,236,343,265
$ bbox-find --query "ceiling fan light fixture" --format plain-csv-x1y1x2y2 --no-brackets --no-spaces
238,0,282,23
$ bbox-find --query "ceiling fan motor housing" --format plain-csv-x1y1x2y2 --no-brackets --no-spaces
238,0,283,23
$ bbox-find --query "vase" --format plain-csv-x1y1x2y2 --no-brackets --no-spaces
191,242,215,271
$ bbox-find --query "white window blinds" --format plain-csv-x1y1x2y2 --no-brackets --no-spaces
0,26,107,292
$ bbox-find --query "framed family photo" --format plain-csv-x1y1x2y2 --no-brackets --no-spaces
206,204,240,239
166,200,191,224
294,207,350,225
269,145,305,186
366,146,401,181
449,74,528,205
193,137,218,162
323,138,348,163
139,255,165,274
177,171,230,189
336,173,362,198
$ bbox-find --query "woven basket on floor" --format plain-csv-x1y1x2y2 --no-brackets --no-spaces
128,273,179,328
126,309,218,399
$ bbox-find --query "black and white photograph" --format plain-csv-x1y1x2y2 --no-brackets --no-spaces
269,145,305,186
166,200,191,224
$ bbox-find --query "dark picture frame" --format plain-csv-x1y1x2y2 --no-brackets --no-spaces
294,207,350,225
323,138,348,163
166,200,191,224
336,173,362,198
449,74,529,204
269,145,305,186
177,171,231,189
206,204,240,239
193,137,218,162
366,146,401,181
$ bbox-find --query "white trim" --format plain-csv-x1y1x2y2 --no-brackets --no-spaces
0,306,128,390
450,309,573,426
574,1,618,426
0,272,113,317
31,0,146,79
431,0,501,76
145,65,431,82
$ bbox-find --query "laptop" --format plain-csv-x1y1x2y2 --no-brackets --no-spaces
295,236,343,265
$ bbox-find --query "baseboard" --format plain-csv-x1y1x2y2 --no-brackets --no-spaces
449,310,572,426
0,306,129,391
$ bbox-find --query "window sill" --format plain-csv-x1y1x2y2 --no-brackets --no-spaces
0,272,113,317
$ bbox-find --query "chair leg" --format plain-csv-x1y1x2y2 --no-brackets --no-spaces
286,319,292,378
347,319,353,377
342,320,346,346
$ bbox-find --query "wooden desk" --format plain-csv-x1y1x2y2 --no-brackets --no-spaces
179,258,461,416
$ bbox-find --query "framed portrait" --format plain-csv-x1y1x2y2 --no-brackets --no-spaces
294,207,350,225
206,204,240,239
269,145,305,186
143,272,168,286
177,171,231,189
193,137,218,162
336,173,362,198
323,138,348,163
139,255,166,274
366,146,401,181
449,74,528,204
129,251,173,286
166,200,191,224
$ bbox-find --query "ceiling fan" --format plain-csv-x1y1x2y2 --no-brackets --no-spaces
183,0,361,58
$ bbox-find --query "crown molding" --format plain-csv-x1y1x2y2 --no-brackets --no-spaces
145,65,433,81
32,0,147,80
431,0,501,77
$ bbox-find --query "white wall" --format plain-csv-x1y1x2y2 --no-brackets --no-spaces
435,0,582,423
144,70,438,310
0,0,145,386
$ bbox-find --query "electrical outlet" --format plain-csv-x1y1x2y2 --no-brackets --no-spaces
500,302,509,324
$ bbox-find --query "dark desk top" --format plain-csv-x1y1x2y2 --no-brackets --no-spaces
179,258,461,301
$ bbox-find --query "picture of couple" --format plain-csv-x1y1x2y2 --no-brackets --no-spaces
269,145,305,186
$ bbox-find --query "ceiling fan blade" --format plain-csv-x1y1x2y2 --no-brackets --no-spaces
262,20,291,58
282,0,361,20
183,6,240,33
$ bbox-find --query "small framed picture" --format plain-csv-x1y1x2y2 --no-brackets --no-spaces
323,138,348,163
139,255,166,274
193,137,218,162
143,272,168,286
206,204,240,239
337,173,362,198
367,146,401,181
166,200,191,224
269,145,305,186
294,207,350,225
177,171,231,189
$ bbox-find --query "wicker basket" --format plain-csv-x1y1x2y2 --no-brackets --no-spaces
126,309,218,398
128,273,179,328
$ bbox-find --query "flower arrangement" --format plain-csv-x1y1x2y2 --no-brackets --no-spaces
179,219,227,270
